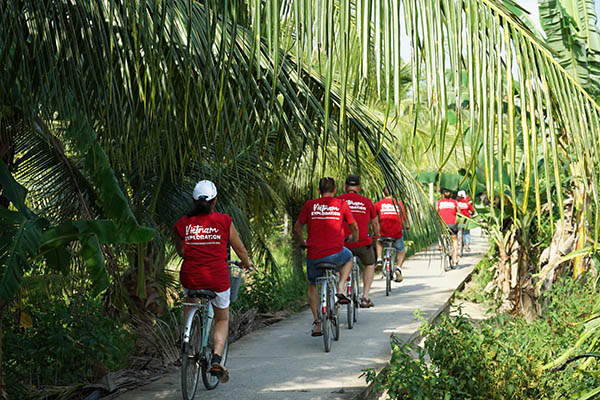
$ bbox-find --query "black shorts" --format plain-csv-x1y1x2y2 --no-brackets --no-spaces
447,224,459,235
350,244,376,266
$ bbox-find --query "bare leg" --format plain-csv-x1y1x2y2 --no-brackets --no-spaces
396,250,406,269
337,260,352,294
212,306,229,356
362,265,374,299
375,240,383,260
308,284,319,321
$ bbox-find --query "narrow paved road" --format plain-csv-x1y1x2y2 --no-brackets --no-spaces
118,229,488,400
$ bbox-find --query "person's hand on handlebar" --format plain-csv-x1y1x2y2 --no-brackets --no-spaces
240,259,255,271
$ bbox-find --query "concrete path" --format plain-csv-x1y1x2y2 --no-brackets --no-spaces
118,229,488,400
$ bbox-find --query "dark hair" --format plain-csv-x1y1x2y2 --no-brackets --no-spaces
383,187,391,197
319,177,336,194
187,198,216,217
441,189,452,198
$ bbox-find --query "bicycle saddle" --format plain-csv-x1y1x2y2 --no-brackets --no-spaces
380,237,396,244
187,289,217,299
314,262,338,270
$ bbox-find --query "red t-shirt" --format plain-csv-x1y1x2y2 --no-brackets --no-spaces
375,198,406,239
337,192,376,249
458,199,474,217
297,196,355,259
437,198,459,225
173,212,232,292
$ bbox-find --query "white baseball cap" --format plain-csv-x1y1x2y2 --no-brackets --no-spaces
457,190,466,197
192,180,217,201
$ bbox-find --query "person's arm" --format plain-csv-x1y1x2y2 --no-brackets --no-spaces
293,220,306,247
370,217,381,238
175,236,184,257
229,223,253,269
349,221,359,243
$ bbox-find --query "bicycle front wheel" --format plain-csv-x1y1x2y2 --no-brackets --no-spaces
332,304,340,341
201,316,229,390
181,312,202,400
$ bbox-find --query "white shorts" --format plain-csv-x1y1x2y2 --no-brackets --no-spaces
183,287,231,309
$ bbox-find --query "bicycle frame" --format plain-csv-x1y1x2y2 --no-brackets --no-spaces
182,300,213,349
383,245,397,272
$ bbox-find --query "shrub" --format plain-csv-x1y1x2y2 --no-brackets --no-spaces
4,296,134,398
365,276,600,399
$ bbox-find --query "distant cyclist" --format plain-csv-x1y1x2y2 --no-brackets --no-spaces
437,188,459,264
293,177,359,337
338,174,381,308
457,190,475,252
173,180,253,383
375,187,410,283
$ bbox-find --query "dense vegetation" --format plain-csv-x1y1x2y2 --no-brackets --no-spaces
365,260,600,399
3,0,600,399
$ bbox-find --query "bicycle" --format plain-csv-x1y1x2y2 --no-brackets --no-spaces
180,261,245,399
346,256,360,329
439,233,455,272
380,237,397,296
458,224,464,257
315,262,340,352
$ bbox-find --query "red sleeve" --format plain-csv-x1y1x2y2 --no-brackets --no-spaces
297,201,309,224
375,201,381,215
341,201,355,224
468,203,475,214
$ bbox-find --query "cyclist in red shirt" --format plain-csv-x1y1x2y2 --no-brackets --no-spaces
338,174,381,308
437,188,459,264
457,190,475,252
173,180,253,383
375,187,410,283
294,177,359,337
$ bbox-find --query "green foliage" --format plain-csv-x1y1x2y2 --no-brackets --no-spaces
456,246,498,304
365,276,600,399
4,297,133,399
234,237,307,314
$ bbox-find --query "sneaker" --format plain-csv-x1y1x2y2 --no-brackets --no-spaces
394,268,403,283
209,362,230,383
465,245,471,252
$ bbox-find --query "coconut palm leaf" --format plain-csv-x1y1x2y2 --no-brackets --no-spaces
539,0,600,99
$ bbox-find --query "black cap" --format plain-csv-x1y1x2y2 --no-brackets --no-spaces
345,174,360,186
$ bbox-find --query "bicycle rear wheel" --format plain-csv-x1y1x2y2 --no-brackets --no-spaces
181,312,202,400
322,283,332,352
201,316,229,390
385,261,391,296
352,270,359,323
346,300,353,329
346,272,354,329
